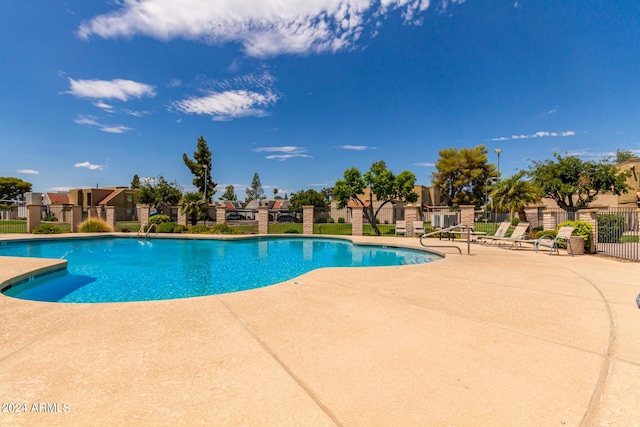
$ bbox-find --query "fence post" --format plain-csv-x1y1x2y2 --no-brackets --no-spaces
578,208,598,253
351,206,363,236
70,206,83,232
543,210,555,231
216,206,227,225
258,206,269,234
177,209,188,226
404,204,419,237
459,205,475,227
26,205,41,233
105,206,117,231
303,205,314,235
137,205,151,226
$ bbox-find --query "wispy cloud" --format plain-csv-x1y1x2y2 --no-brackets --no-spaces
75,114,133,133
64,78,156,101
490,130,575,141
92,101,150,117
77,1,462,58
74,161,106,170
253,146,312,161
17,169,40,175
414,162,435,167
171,89,278,121
49,186,72,192
338,145,376,151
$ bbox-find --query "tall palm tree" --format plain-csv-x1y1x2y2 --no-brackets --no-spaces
178,192,208,226
491,171,543,222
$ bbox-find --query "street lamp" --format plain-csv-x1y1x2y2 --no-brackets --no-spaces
203,164,208,226
494,148,502,180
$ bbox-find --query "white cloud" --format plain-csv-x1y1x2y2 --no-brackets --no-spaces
338,145,376,150
74,115,133,133
65,78,156,101
92,101,149,117
77,0,461,58
17,169,40,175
171,89,278,121
74,161,106,170
491,131,576,141
49,186,72,192
413,162,435,167
253,146,312,161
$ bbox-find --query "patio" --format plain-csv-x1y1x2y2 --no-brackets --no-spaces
1,235,639,426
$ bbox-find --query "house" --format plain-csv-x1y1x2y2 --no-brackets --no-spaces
68,186,137,220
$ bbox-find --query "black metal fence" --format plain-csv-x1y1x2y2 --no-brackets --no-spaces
596,207,639,261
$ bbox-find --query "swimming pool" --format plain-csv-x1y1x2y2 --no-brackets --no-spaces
0,236,441,303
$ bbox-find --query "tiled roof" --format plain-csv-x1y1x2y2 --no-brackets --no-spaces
98,189,123,205
47,193,69,205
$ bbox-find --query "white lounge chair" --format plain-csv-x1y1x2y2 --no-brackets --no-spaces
478,221,511,246
481,222,532,249
412,221,425,237
534,226,575,256
395,220,407,237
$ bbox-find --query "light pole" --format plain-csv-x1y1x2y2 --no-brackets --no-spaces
494,148,502,180
203,164,208,226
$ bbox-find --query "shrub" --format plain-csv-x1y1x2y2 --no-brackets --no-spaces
210,222,237,234
44,212,58,222
511,217,520,226
157,221,177,233
284,228,300,233
326,217,335,223
33,223,64,234
79,219,112,232
149,215,171,225
532,225,543,234
189,225,211,234
338,217,345,224
597,214,626,242
557,220,592,252
172,224,189,233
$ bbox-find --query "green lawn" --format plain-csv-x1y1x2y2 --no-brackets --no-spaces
0,220,27,233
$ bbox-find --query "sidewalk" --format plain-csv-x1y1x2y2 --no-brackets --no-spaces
1,235,639,426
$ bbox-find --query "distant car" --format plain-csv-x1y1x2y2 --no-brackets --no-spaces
226,213,245,220
277,214,298,223
149,211,160,217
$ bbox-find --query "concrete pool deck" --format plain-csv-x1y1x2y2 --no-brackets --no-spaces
0,233,639,426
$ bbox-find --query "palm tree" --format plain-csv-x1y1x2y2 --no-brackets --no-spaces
490,171,543,222
178,192,208,226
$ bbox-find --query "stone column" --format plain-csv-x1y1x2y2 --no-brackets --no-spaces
216,206,227,225
177,210,188,226
70,206,83,233
524,206,542,229
26,205,41,233
258,206,269,234
351,206,363,236
578,208,598,253
404,204,420,237
459,205,475,227
138,205,151,225
303,205,314,235
543,210,556,231
104,206,117,231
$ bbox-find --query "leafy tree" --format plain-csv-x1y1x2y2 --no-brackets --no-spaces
490,171,543,222
135,175,182,213
614,149,638,163
288,189,327,212
178,192,208,226
431,145,498,208
183,136,216,202
529,153,631,210
245,173,265,204
220,185,237,201
333,161,417,236
0,177,32,201
273,188,278,198
130,174,140,189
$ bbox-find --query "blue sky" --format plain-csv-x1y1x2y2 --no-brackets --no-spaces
2,0,639,198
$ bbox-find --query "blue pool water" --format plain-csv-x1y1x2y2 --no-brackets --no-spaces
0,237,440,303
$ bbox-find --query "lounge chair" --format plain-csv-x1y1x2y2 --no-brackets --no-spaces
412,221,425,237
395,220,407,237
481,222,532,249
534,226,575,256
478,221,511,246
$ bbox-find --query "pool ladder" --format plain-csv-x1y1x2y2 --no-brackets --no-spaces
419,224,477,255
137,223,157,239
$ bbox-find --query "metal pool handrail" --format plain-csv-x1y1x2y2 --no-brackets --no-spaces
419,224,477,255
